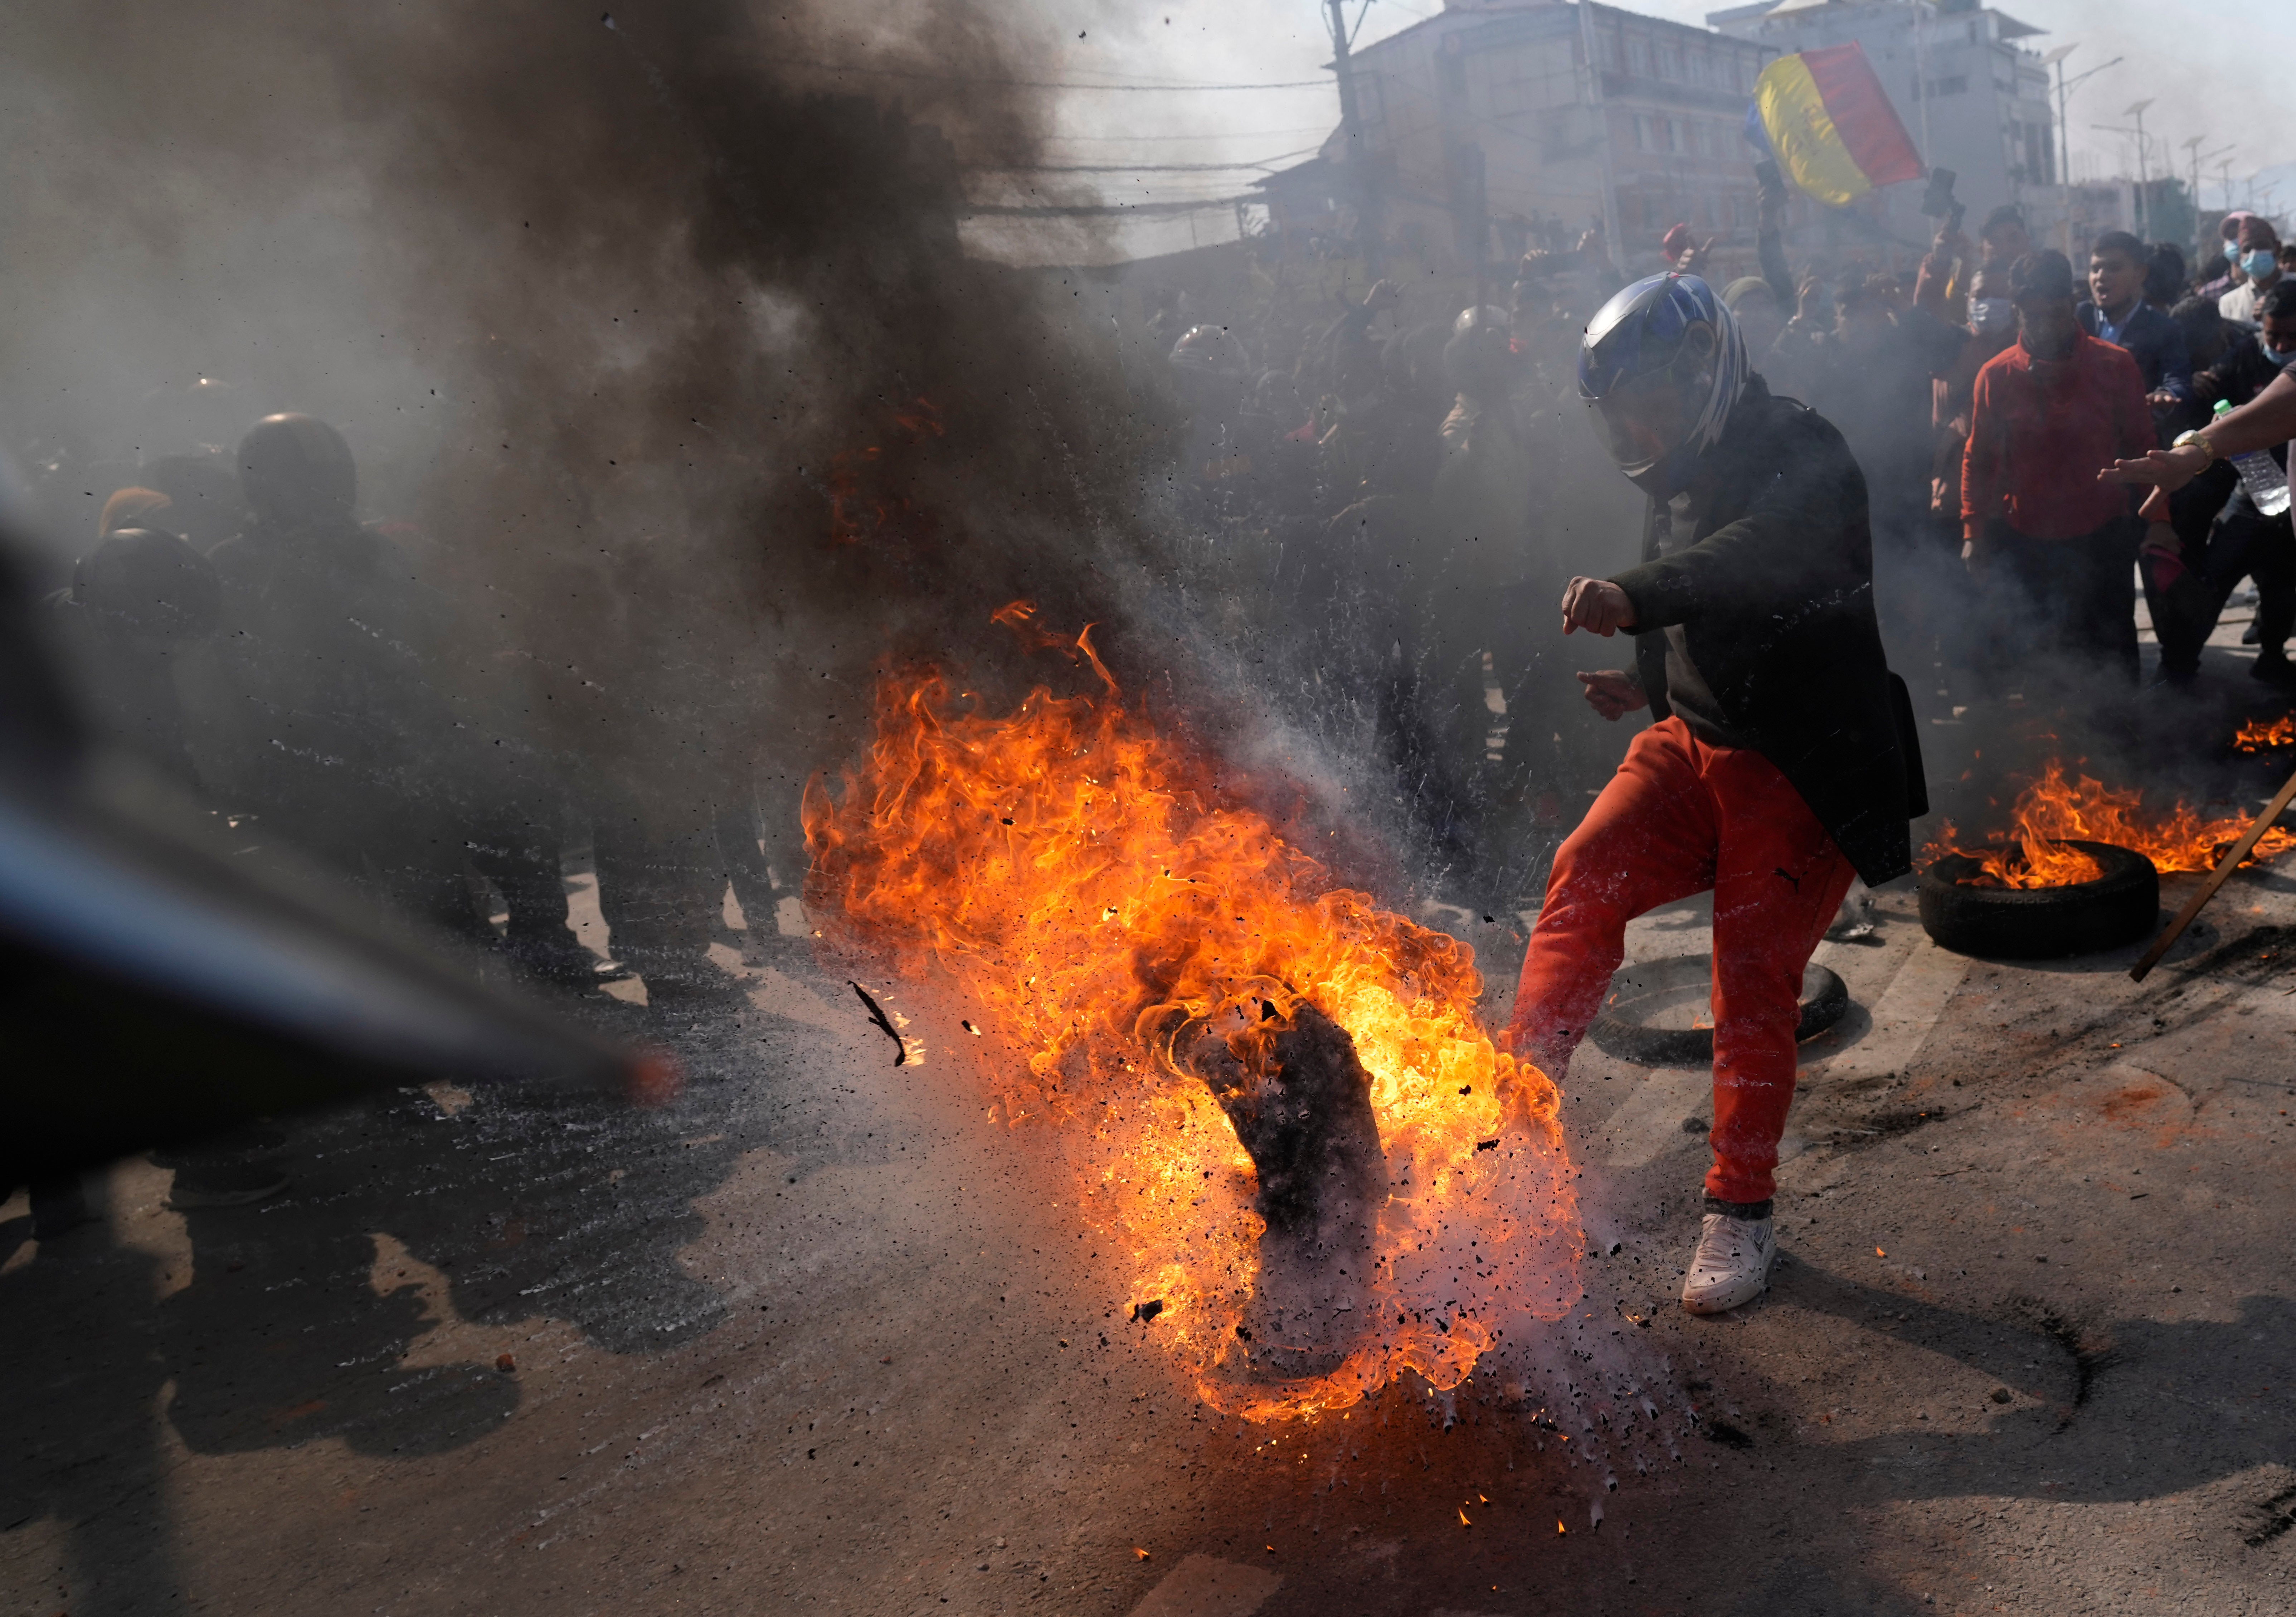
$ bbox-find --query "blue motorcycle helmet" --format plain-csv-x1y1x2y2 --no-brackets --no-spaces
1576,272,1750,499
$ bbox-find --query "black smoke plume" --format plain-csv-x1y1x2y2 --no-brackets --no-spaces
0,0,1166,851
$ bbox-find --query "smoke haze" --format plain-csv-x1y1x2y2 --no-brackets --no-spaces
0,0,1194,821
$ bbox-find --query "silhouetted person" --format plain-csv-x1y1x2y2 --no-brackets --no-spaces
46,521,220,786
186,413,467,928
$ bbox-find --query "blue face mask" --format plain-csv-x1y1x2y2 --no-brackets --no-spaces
2244,247,2280,280
2264,332,2296,370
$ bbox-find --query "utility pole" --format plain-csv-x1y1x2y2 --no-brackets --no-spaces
2040,43,2074,255
2190,139,2235,256
2092,102,2153,239
2125,99,2152,237
1576,0,1623,266
2041,47,2121,254
1325,0,1383,272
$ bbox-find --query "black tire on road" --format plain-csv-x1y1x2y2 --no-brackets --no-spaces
1917,839,2159,961
1587,953,1850,1069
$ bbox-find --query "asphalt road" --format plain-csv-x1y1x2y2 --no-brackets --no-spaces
9,598,2296,1615
5,844,2296,1617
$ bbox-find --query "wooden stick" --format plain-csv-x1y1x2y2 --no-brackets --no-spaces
2130,762,2296,982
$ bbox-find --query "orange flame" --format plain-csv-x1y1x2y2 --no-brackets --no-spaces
2234,713,2296,753
804,606,1581,1421
1927,759,2296,889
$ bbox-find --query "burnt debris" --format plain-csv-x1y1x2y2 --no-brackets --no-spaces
848,982,906,1067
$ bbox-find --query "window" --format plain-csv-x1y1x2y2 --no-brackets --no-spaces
1924,75,1967,98
1627,36,1652,77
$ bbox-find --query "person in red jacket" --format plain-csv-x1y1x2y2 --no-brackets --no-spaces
1961,249,2158,688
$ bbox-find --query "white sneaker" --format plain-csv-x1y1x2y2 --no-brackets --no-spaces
1680,1212,1775,1315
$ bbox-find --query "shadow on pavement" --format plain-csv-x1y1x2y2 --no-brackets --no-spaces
1778,1260,2296,1507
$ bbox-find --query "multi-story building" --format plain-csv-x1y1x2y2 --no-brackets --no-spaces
1708,0,2064,254
1256,1,1777,278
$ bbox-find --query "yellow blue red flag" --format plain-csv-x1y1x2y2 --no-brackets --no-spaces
1743,42,1924,207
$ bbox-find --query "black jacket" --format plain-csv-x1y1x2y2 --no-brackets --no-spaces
1610,375,1928,886
2076,299,2193,403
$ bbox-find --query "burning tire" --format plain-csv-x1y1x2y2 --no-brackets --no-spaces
1183,1003,1388,1377
1587,953,1849,1068
1918,840,2159,960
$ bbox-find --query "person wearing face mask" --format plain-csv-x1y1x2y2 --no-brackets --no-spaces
2220,218,2285,326
2198,213,2258,301
2079,229,2192,408
1961,250,2158,691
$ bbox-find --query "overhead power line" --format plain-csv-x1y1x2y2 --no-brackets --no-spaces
971,147,1320,175
780,58,1331,92
1041,125,1334,144
963,195,1255,218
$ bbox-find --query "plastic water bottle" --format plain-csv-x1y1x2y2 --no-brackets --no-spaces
2219,398,2292,517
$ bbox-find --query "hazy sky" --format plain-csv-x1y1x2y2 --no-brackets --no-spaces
1007,0,2296,255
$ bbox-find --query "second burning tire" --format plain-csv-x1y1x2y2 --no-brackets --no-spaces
1917,839,2159,960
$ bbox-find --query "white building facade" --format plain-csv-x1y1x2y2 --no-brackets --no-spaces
1708,0,2070,255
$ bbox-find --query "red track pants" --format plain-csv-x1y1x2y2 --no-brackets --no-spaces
1507,717,1857,1205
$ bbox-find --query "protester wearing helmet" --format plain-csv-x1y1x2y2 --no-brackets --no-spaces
1503,272,1927,1315
190,414,467,931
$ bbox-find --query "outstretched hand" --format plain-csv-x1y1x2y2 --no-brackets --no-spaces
1576,669,1648,722
1561,575,1638,637
2098,443,2211,523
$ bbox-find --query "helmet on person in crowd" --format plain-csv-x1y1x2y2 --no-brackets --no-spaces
72,526,222,642
1167,325,1251,384
1444,308,1516,399
1576,272,1748,498
237,413,356,530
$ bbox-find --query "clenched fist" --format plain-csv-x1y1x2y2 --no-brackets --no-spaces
1561,576,1638,637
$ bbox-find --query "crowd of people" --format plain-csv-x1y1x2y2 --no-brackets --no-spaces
24,178,2295,1036
35,407,797,1038
1143,184,2296,911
